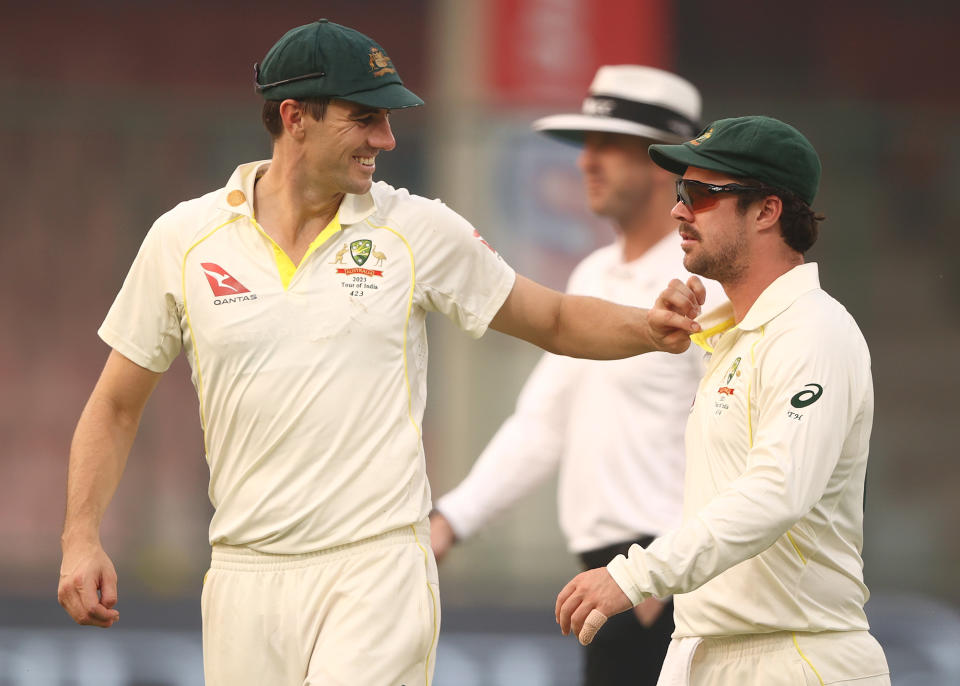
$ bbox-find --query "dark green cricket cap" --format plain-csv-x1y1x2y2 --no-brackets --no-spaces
649,115,821,205
255,19,424,109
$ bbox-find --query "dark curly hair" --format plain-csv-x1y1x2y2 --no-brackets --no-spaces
734,181,825,254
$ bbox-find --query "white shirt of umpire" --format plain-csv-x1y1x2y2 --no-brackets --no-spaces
608,263,875,636
437,233,726,553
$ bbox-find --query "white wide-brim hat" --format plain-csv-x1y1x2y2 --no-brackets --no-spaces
533,65,702,145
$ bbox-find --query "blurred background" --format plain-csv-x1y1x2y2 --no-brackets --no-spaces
2,0,959,683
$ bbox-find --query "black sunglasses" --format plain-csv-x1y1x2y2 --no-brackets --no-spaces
676,178,772,212
253,62,326,93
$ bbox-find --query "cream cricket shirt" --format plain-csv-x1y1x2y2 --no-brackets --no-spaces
437,235,726,553
99,161,515,554
608,263,875,636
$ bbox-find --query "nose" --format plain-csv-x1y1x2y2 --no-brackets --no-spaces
577,143,597,173
370,115,396,151
671,200,693,222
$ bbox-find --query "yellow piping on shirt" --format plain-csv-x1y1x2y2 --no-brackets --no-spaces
792,632,825,685
363,219,421,440
410,524,439,686
746,326,765,449
787,532,808,564
181,215,245,451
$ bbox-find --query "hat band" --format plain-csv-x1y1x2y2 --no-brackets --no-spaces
582,96,698,139
254,62,327,94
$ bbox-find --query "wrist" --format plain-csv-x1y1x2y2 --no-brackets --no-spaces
60,524,102,551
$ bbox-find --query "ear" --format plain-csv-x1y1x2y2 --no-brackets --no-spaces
754,194,783,233
278,99,306,140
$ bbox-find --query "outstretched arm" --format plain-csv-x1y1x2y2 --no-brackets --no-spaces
489,275,705,359
58,350,161,628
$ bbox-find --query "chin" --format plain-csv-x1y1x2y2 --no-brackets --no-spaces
347,178,374,195
682,254,706,277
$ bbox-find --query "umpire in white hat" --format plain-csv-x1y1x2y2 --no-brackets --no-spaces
432,66,720,686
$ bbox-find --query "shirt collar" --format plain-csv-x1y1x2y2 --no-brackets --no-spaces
337,188,377,226
738,262,820,331
689,263,820,352
218,160,377,225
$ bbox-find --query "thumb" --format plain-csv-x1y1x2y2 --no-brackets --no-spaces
99,571,119,609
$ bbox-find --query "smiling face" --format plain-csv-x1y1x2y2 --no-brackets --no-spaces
299,99,396,196
671,167,753,284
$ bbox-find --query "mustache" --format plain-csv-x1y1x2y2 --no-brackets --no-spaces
679,223,701,240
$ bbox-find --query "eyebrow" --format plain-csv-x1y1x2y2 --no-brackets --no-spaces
347,104,385,117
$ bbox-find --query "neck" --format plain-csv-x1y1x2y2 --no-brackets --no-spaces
252,149,345,265
724,252,804,323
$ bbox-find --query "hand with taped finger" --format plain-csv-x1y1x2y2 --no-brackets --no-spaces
646,276,708,354
555,567,633,645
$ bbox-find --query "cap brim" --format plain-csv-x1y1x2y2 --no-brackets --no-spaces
648,142,748,178
339,82,424,109
533,113,686,146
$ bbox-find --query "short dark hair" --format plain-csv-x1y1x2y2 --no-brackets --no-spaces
734,181,825,254
261,97,331,138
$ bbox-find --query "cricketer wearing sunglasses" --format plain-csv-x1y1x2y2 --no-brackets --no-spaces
56,20,706,686
556,116,891,685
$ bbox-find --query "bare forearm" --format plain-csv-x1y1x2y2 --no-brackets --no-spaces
62,350,160,545
489,276,653,359
552,294,652,359
62,394,141,543
489,275,701,360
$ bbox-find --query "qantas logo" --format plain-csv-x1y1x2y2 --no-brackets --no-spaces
201,263,257,305
201,263,250,295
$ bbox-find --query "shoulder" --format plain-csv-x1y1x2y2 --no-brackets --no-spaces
369,181,460,224
762,289,870,365
148,186,237,250
367,181,481,249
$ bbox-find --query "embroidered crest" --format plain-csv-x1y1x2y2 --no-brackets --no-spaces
716,356,741,396
368,48,396,77
350,239,372,266
689,127,714,146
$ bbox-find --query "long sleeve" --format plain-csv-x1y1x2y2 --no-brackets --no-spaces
435,350,579,539
607,282,873,635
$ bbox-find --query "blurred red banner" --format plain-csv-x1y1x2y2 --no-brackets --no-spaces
486,0,672,105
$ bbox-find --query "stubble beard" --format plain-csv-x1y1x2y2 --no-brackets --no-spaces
681,222,749,285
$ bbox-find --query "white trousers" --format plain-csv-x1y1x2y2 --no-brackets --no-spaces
201,519,440,686
657,630,890,686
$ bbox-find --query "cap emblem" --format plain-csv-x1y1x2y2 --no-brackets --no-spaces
368,48,396,77
689,127,714,146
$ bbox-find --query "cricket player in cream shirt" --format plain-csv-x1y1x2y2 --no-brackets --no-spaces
556,116,890,686
57,20,706,686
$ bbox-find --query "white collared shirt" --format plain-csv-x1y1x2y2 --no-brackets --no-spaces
608,263,874,636
437,234,726,552
99,161,515,554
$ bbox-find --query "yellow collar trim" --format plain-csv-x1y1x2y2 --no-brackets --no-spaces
255,212,342,290
690,317,736,353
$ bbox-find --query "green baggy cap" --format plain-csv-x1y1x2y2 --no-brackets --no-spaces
649,115,821,205
255,19,424,109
